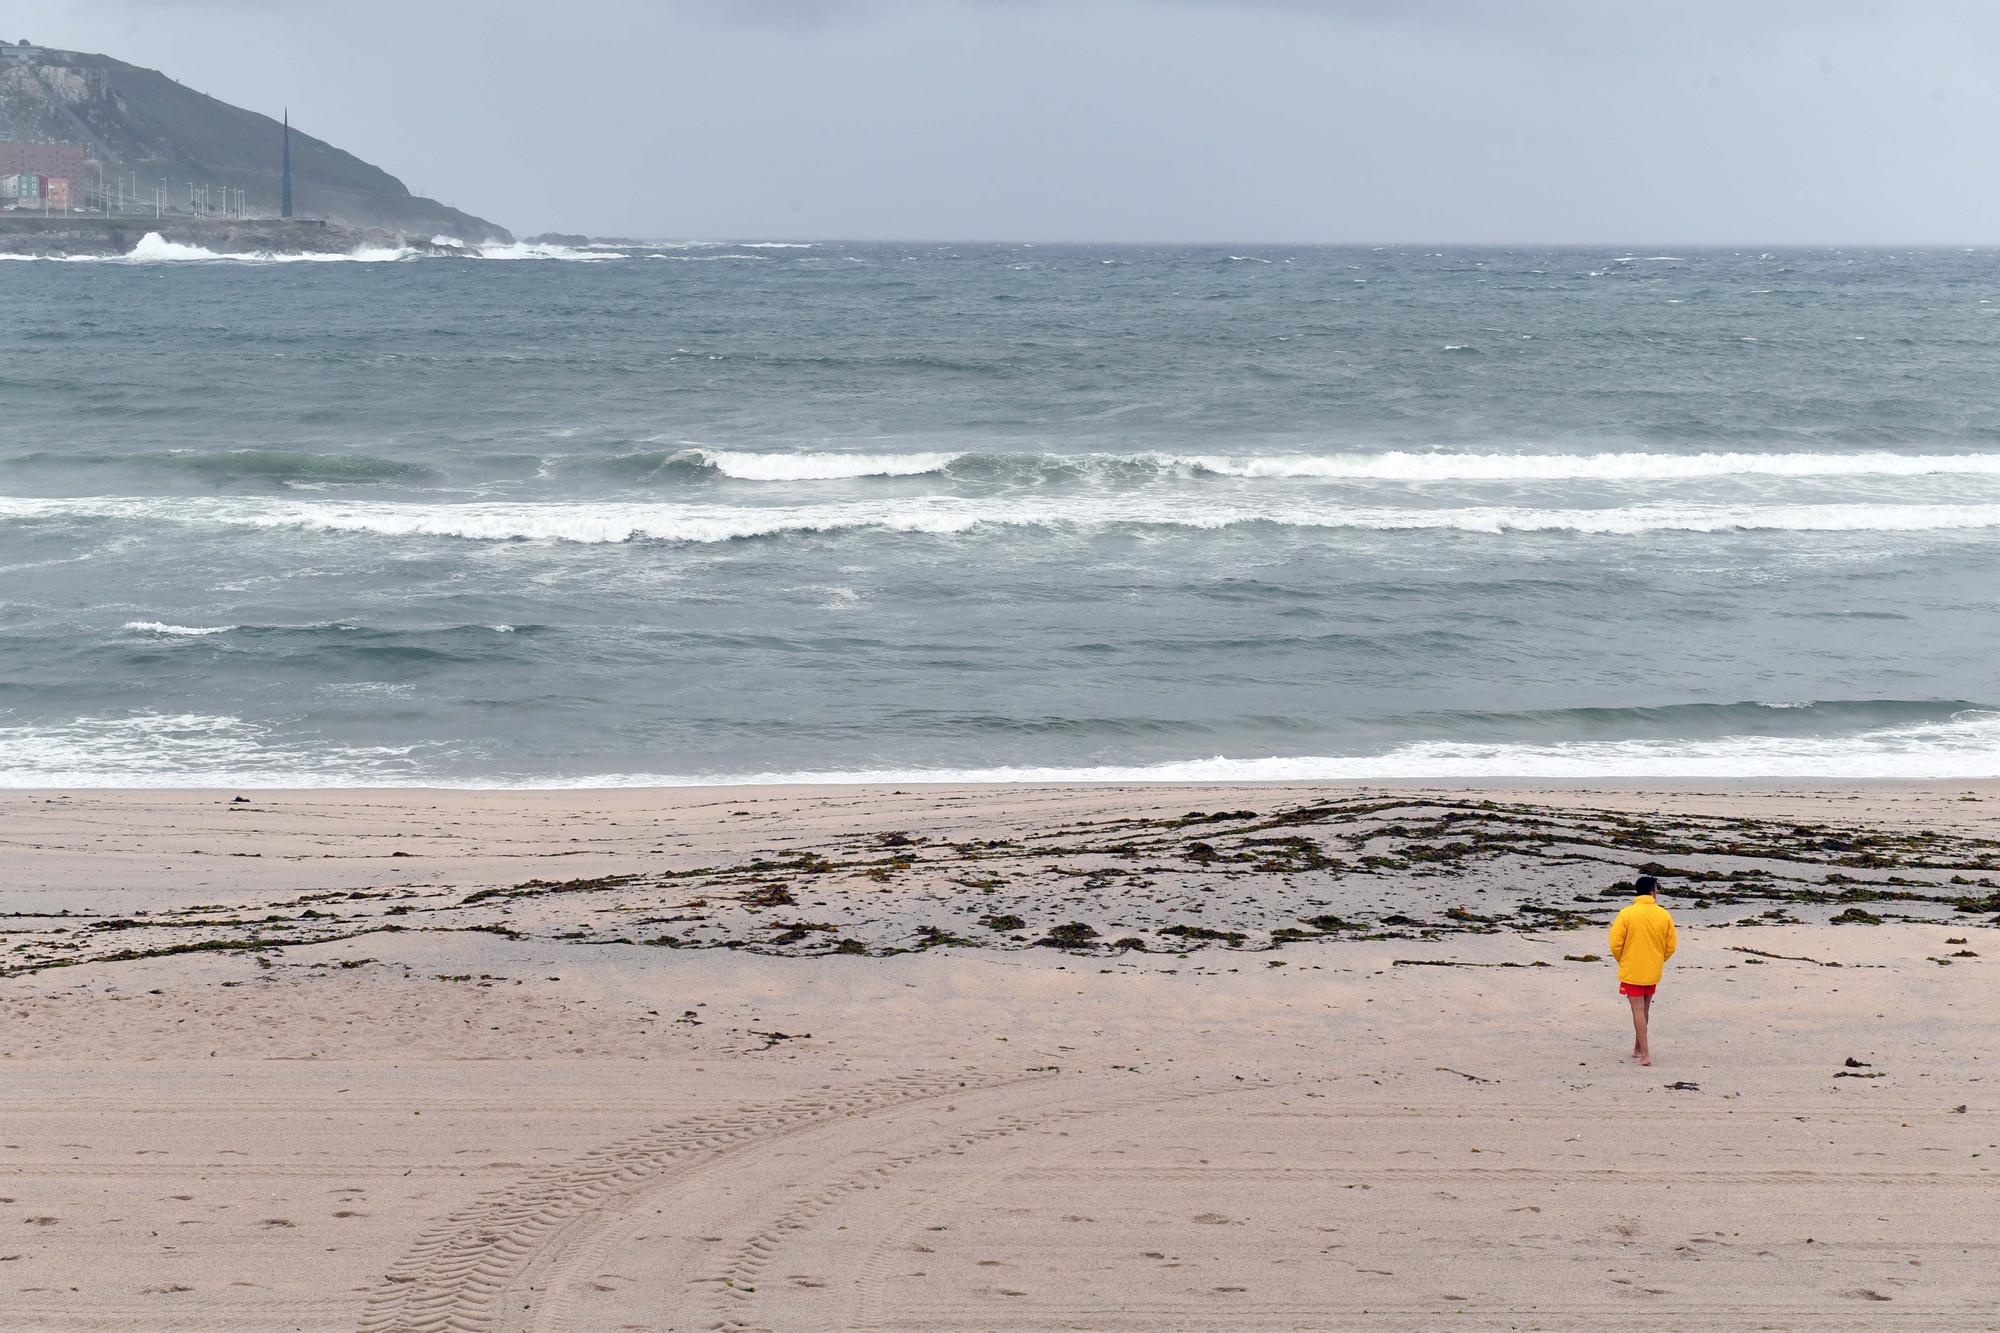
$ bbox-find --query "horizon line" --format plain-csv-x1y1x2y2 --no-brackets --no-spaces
511,236,2000,252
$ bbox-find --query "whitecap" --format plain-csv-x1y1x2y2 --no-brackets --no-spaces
37,233,422,264
688,449,963,481
20,494,2000,546
11,707,1998,787
459,240,625,261
121,620,235,636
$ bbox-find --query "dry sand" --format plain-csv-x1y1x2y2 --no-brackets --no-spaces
1,783,1995,1330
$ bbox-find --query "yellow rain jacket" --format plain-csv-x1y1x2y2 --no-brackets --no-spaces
1608,894,1677,986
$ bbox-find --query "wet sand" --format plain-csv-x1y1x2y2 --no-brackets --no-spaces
1,783,1995,1329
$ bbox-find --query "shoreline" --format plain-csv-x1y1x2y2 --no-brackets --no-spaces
10,774,1999,793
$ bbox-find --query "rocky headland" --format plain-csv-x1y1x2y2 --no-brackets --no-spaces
0,215,484,258
0,41,508,241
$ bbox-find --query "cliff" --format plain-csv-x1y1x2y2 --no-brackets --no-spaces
0,42,509,241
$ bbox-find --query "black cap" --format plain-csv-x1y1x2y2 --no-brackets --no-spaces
1634,875,1660,896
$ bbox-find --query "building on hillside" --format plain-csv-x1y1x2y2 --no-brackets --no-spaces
1,172,44,204
0,140,83,209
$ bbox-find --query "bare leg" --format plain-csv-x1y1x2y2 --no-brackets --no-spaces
1628,994,1650,1065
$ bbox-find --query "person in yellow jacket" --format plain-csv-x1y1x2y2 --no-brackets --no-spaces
1608,875,1677,1066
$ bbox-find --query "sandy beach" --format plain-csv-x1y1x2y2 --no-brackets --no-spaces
2,782,1995,1330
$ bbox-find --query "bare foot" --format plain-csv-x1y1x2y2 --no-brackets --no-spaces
1639,1054,1651,1066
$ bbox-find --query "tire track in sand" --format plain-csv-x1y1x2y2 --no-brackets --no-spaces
355,1069,1041,1333
699,1080,1240,1332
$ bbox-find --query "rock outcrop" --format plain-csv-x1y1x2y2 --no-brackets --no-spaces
0,216,480,258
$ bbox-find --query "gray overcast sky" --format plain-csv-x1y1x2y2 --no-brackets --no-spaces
11,1,2000,241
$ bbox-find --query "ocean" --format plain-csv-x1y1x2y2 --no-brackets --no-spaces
2,239,1998,786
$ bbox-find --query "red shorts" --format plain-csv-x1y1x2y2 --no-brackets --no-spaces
1620,982,1656,998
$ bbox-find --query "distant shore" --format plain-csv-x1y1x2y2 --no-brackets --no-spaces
0,215,491,258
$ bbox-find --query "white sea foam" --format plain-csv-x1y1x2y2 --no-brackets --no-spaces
7,709,1998,787
635,240,818,250
131,233,419,263
47,232,422,260
23,233,421,263
0,712,423,787
10,233,621,264
659,710,2000,784
14,495,2000,544
428,236,625,261
689,449,964,480
639,446,2000,485
121,621,235,636
127,233,232,262
463,240,625,261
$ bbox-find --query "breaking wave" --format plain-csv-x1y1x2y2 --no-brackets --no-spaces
7,233,627,264
679,448,966,481
548,446,2000,488
6,705,1997,787
14,445,2000,494
120,233,418,263
634,240,818,250
433,238,626,261
11,495,2000,544
698,710,2000,783
0,712,426,787
121,621,236,637
591,448,2000,486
